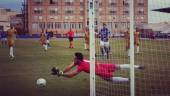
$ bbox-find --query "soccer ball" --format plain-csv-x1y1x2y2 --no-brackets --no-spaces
36,78,46,87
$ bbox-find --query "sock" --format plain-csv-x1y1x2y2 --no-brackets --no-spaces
119,64,140,70
111,77,129,83
128,49,130,56
45,44,48,50
43,44,48,50
10,46,14,57
136,46,139,53
101,47,106,55
84,43,87,49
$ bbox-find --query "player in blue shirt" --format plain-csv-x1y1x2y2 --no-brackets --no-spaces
0,31,7,47
98,23,111,58
46,31,52,48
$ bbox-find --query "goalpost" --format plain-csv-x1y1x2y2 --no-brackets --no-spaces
89,0,96,96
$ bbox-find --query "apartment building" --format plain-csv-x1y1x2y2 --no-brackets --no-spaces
26,0,148,35
0,8,18,31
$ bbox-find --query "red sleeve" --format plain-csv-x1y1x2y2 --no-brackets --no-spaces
77,65,83,72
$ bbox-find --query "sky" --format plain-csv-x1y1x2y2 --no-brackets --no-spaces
0,0,170,23
0,0,23,12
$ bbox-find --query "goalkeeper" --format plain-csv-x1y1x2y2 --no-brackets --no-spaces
51,52,144,83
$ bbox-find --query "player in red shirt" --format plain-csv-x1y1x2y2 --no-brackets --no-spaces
67,29,74,48
51,52,144,83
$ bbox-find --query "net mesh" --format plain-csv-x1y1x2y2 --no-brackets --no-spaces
92,0,170,96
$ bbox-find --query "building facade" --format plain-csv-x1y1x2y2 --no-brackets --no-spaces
0,8,18,31
26,0,148,35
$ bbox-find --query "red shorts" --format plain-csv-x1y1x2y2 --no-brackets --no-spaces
95,63,117,78
68,37,73,42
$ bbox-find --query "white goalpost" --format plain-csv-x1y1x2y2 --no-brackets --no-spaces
89,0,96,96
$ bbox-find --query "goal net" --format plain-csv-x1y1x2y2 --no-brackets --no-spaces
89,0,170,96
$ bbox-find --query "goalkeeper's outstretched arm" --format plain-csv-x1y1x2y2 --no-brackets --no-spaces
63,62,75,73
61,70,80,78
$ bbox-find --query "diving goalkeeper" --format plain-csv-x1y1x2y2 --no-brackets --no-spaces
51,52,144,83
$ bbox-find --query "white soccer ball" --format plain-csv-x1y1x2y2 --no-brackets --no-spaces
36,78,46,87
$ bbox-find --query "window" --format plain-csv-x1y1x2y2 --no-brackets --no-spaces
109,10,116,15
50,0,58,4
49,8,58,14
138,8,144,15
78,23,83,29
34,7,43,14
39,22,45,29
123,0,129,6
34,0,42,5
47,22,54,29
65,0,74,6
109,0,117,6
124,10,129,15
55,22,61,29
138,3,144,6
65,7,74,14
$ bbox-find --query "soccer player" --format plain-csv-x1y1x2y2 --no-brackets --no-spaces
134,28,140,54
125,28,140,56
51,52,144,83
46,31,52,48
84,27,89,50
7,26,17,60
40,29,48,51
67,29,74,48
98,23,111,58
0,31,7,47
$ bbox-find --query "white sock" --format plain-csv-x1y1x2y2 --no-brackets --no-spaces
10,46,14,57
136,46,139,53
128,49,130,56
119,64,140,70
44,44,48,50
43,44,48,50
111,77,129,83
84,44,87,49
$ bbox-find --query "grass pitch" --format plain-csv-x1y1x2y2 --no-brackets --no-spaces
0,38,170,96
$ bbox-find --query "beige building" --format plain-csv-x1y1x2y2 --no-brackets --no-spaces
0,8,18,31
26,0,148,35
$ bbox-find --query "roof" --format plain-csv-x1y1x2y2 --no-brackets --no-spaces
152,7,170,13
138,23,170,33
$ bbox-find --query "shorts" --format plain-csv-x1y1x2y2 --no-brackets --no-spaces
100,41,109,47
68,37,73,42
95,63,117,78
7,39,14,46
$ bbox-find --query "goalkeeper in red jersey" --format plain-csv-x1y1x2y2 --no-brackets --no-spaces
51,52,144,83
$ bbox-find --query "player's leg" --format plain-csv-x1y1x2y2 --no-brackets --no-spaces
104,41,110,58
100,41,106,55
103,77,129,83
47,39,51,47
126,40,130,56
135,42,140,54
71,37,74,48
8,40,14,59
42,40,48,51
116,64,144,70
43,43,48,51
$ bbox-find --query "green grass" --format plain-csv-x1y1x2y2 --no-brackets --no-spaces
0,38,170,96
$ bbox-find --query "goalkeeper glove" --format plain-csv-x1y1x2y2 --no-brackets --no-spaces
51,67,60,75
